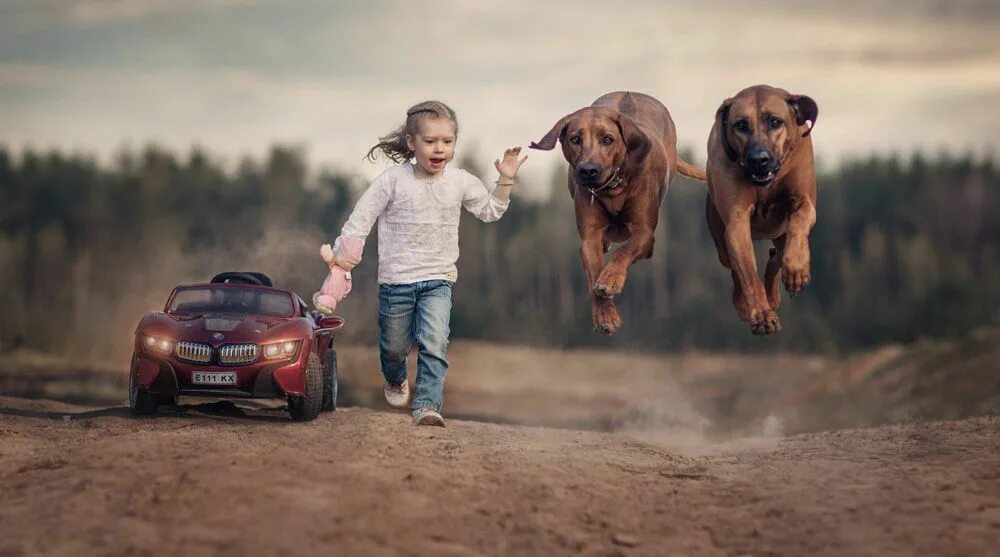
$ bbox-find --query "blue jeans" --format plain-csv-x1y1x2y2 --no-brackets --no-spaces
378,279,453,412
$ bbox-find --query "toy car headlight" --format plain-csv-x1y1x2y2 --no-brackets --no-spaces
143,335,174,354
262,340,301,360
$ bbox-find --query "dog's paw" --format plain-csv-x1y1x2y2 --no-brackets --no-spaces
593,268,626,299
749,307,781,336
593,283,614,299
782,260,811,296
592,299,622,336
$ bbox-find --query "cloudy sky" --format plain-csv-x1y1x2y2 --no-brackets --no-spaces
1,0,998,197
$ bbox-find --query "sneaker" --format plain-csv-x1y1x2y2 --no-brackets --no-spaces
412,407,445,427
383,381,410,409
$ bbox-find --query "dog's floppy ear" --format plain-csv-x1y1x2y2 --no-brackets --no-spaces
787,94,818,137
615,114,651,176
529,109,583,151
715,98,737,161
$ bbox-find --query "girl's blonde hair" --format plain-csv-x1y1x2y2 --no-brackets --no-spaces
366,100,458,163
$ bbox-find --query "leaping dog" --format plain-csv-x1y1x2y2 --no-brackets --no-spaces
704,84,819,335
531,91,706,335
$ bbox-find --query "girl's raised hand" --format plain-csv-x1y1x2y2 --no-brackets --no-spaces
494,147,528,181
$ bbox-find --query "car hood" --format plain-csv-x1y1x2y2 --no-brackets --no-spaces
138,312,310,345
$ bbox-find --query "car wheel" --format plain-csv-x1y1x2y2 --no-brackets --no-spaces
155,394,178,407
128,357,158,416
288,352,323,421
321,348,338,412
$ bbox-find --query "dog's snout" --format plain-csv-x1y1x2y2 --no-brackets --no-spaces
746,148,773,169
743,144,779,185
576,163,601,182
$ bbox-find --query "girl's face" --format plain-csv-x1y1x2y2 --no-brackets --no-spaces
406,117,457,179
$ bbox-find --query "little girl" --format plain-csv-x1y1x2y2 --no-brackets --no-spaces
334,100,526,426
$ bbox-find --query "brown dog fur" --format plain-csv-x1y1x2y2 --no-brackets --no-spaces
705,85,819,335
531,91,706,335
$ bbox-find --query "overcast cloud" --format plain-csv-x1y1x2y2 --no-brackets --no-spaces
1,0,998,197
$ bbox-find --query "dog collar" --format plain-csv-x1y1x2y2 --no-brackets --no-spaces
584,165,624,205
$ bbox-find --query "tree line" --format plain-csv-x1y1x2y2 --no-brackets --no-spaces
0,144,996,358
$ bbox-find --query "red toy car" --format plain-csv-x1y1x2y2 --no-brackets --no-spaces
129,272,343,421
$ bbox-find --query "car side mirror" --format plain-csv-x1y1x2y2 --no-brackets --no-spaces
316,315,344,331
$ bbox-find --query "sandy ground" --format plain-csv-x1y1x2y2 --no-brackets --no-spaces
1,395,998,557
2,334,999,555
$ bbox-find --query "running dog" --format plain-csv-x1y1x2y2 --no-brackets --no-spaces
704,85,819,335
530,91,706,335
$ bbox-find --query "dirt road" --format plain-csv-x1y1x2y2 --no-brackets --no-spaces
1,395,998,556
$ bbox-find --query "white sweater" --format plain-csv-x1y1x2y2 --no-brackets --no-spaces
340,163,510,285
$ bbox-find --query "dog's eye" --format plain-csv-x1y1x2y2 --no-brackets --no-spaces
768,118,783,130
569,136,582,145
601,136,614,145
733,120,750,133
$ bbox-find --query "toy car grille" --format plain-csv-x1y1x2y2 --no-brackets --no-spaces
176,342,212,363
219,344,259,364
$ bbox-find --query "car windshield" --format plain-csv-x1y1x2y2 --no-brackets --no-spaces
168,286,295,317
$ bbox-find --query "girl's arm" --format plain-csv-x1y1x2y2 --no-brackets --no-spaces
340,171,393,239
462,147,527,222
491,146,527,202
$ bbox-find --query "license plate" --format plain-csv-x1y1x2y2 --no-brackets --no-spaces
192,372,237,385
